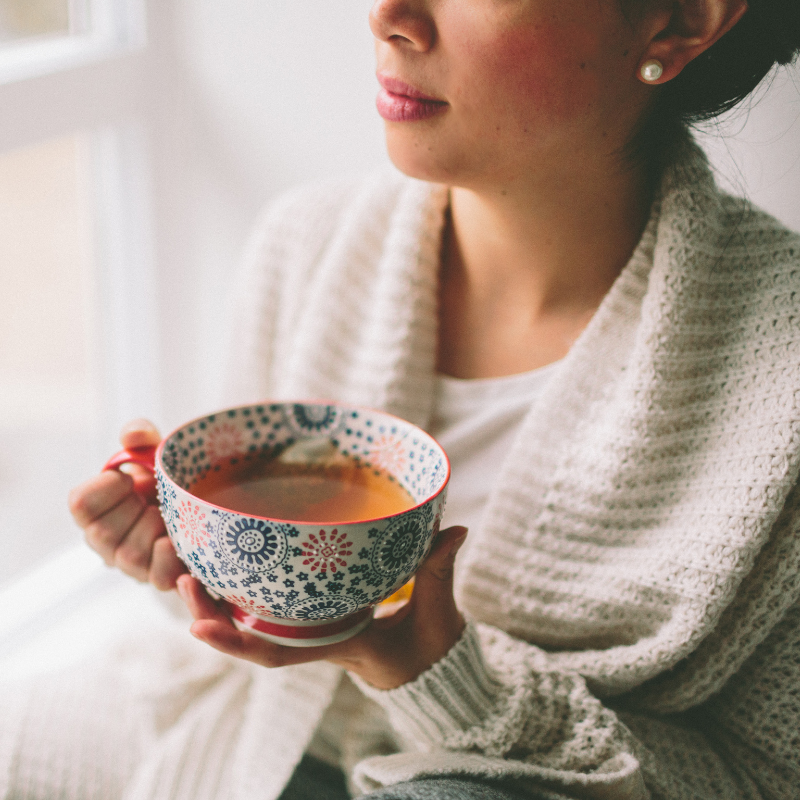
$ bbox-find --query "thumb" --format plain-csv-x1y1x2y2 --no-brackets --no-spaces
413,525,468,599
120,418,162,450
118,419,162,499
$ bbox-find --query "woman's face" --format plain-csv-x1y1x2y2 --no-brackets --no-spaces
370,0,652,190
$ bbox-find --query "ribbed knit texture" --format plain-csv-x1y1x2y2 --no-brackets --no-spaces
226,135,800,799
2,136,799,800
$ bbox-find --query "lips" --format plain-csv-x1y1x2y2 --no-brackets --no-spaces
376,74,448,122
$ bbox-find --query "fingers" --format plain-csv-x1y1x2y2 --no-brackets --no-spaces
177,528,470,689
177,575,352,668
70,418,177,592
117,420,161,500
150,535,187,590
69,470,135,529
82,484,147,565
109,504,162,580
333,526,470,689
412,524,467,626
123,463,159,503
370,526,466,626
71,465,172,586
177,576,309,665
420,524,468,583
177,574,257,654
177,574,229,623
385,524,467,681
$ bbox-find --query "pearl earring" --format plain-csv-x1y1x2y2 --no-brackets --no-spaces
640,59,664,82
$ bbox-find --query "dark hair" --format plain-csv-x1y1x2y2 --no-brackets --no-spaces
660,0,800,125
628,0,800,170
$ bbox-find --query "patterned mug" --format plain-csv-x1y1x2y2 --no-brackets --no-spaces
105,401,449,646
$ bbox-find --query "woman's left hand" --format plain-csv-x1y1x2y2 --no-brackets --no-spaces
176,525,468,690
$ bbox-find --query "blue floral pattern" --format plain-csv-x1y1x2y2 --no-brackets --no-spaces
287,403,341,434
288,595,359,620
157,472,179,526
220,518,287,572
369,511,428,582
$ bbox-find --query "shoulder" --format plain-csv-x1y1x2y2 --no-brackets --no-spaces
656,138,800,327
244,169,424,262
717,194,800,276
660,135,800,279
235,168,445,318
223,168,446,399
709,197,800,343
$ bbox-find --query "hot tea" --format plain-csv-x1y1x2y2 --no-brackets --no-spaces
105,401,449,644
190,455,415,523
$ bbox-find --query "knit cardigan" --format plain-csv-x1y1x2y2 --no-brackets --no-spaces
3,138,799,800
222,135,800,799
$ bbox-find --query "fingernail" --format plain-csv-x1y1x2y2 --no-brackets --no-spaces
121,418,159,434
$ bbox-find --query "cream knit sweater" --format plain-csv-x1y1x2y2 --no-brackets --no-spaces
2,137,799,800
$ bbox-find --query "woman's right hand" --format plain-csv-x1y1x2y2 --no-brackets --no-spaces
68,419,186,590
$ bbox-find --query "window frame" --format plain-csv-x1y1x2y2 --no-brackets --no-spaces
0,0,161,440
0,0,145,85
0,0,162,594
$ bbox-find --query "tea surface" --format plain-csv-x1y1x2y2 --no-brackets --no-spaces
190,457,414,522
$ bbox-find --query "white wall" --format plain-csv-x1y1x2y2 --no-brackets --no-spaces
175,0,389,203
147,1,390,430
695,66,800,231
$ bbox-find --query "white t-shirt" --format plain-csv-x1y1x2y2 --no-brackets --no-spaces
307,360,561,767
429,360,562,542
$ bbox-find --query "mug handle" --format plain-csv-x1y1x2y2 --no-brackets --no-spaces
103,445,158,474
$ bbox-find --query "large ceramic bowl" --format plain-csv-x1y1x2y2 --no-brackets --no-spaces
107,402,449,646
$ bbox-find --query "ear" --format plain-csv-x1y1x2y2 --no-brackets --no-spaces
636,0,749,84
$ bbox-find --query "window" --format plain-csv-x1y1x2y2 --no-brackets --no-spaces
0,134,97,582
0,0,155,590
0,0,143,83
0,0,72,42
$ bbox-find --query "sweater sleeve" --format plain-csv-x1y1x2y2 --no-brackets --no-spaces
352,622,646,799
351,611,800,800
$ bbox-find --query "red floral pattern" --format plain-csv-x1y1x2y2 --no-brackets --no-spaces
368,435,407,476
177,500,209,548
228,594,276,617
205,423,244,465
301,528,353,573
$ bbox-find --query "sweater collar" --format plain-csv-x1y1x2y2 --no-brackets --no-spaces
454,136,800,693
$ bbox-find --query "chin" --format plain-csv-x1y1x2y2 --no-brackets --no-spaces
384,133,464,186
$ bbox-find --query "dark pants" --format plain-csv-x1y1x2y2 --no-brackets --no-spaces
278,755,540,800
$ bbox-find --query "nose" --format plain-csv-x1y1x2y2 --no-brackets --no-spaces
369,0,436,52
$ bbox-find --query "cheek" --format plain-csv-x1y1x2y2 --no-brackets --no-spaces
455,23,604,126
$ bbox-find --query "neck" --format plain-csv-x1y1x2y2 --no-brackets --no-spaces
437,156,654,378
447,158,652,313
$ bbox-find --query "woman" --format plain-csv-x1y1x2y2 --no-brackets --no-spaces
17,0,800,798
